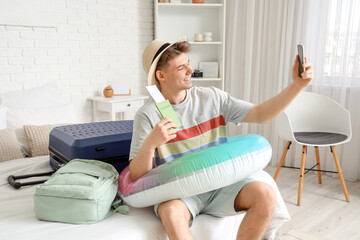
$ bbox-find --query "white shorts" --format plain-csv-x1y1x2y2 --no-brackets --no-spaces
154,178,253,221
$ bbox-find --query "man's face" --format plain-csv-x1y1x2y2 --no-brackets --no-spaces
159,53,193,92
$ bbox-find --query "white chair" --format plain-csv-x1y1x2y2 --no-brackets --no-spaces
273,92,352,206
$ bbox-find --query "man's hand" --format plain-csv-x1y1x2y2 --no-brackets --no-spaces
129,118,178,181
292,55,314,89
146,118,178,149
243,56,315,124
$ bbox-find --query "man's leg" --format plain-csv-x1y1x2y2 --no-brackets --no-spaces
235,181,277,240
157,199,194,240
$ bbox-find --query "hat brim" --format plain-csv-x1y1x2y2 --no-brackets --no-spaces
147,36,187,88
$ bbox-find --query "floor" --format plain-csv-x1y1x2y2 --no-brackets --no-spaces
265,165,360,240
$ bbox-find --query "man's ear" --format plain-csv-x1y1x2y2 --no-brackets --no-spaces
155,69,165,83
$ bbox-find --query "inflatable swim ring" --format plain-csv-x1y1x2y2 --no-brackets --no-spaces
118,134,272,208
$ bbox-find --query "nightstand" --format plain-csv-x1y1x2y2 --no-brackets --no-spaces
89,95,148,121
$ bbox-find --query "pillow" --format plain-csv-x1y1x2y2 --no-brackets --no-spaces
7,104,79,129
15,128,31,157
0,128,23,162
6,104,80,156
0,82,63,108
24,124,71,157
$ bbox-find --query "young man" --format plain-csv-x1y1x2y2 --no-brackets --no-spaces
129,37,313,240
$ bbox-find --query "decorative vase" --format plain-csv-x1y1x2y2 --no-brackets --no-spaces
194,33,204,42
103,86,114,98
192,0,204,3
203,32,213,42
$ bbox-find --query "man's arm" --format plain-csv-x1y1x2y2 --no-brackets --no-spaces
243,56,313,124
129,118,178,181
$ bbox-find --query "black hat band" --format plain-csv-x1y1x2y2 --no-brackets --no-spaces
151,43,170,64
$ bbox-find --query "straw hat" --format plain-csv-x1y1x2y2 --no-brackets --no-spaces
142,36,187,88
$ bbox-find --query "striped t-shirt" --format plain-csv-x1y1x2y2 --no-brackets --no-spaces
129,86,253,168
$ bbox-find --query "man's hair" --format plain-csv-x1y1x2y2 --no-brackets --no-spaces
156,41,191,74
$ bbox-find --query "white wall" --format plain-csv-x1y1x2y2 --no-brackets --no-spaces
0,0,154,122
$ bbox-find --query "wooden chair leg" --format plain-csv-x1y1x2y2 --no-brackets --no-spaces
274,141,291,181
297,145,307,206
314,146,322,184
330,146,350,202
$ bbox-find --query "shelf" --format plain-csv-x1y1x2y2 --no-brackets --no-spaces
191,77,222,81
190,41,222,45
155,0,226,90
158,3,223,8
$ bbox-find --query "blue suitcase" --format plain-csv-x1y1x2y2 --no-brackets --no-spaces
48,120,133,173
8,120,133,189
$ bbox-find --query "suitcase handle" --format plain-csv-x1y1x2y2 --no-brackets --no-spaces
7,171,55,189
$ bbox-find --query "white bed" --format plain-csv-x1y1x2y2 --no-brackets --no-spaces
0,155,290,240
0,84,290,239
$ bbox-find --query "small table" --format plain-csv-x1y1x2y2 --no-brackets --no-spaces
89,95,148,121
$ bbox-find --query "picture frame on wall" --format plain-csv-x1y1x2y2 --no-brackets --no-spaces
199,62,219,78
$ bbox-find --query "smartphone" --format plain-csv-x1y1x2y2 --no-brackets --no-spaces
297,44,305,77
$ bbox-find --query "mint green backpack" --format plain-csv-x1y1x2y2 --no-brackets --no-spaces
34,159,129,224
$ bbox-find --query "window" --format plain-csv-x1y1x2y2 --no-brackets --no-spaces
323,0,359,83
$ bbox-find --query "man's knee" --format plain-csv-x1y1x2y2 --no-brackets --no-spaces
157,200,192,225
257,183,277,217
235,181,277,217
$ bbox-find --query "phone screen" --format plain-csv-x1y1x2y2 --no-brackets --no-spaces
297,45,305,77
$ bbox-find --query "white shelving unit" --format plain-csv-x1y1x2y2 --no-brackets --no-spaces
154,0,226,90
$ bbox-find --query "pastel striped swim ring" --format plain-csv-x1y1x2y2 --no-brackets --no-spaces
118,134,272,208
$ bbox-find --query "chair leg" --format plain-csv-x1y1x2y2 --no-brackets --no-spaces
297,145,307,206
274,141,291,181
330,146,350,202
314,146,322,184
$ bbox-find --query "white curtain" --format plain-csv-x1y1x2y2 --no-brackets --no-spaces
225,0,360,180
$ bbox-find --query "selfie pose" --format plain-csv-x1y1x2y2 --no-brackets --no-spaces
129,37,313,240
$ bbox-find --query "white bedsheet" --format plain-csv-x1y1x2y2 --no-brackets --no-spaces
0,156,290,240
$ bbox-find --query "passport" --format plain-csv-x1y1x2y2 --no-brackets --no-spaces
146,85,182,127
156,100,182,127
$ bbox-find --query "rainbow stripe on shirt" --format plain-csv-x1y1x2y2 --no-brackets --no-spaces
155,115,228,164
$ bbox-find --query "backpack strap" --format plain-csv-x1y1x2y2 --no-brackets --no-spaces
105,197,130,219
112,198,130,215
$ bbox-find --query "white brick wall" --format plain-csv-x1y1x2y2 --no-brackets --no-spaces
0,0,154,122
